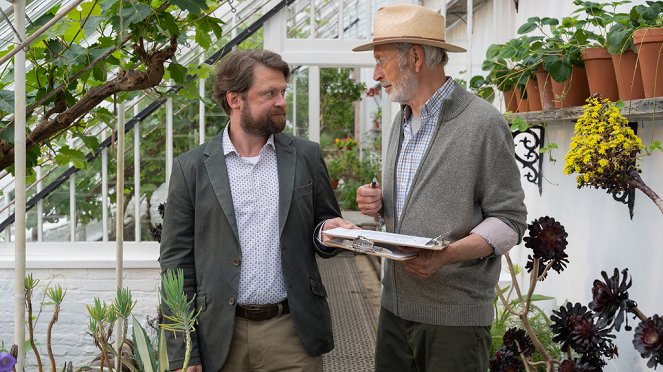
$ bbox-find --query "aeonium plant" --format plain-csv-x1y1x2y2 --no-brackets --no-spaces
491,217,663,371
564,95,663,215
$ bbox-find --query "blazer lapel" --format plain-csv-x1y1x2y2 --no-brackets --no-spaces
274,133,295,237
203,132,240,243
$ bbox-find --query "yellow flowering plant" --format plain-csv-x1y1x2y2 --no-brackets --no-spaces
564,95,663,214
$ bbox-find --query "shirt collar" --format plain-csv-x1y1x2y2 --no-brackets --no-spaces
222,123,275,157
419,77,456,120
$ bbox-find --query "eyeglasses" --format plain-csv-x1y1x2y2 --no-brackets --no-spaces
374,57,392,69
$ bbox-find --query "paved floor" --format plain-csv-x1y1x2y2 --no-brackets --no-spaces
318,252,381,372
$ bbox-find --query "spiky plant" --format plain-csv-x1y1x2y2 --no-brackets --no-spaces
85,297,115,372
161,268,200,371
24,274,43,372
112,288,137,371
44,284,66,372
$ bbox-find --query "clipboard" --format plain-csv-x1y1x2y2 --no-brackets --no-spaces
322,228,450,261
322,228,450,250
323,237,419,261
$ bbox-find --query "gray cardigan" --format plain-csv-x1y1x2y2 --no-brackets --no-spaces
381,84,527,326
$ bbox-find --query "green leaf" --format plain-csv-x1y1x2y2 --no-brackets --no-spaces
132,316,157,372
194,27,212,49
524,294,556,302
170,0,207,15
156,11,180,35
54,146,88,169
110,2,152,29
158,327,169,371
0,122,13,144
167,63,189,85
0,90,14,114
614,100,626,110
517,22,537,35
510,116,529,132
61,44,89,66
547,60,572,83
76,133,100,152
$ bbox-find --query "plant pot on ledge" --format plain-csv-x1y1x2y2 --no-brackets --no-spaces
502,87,519,113
525,77,542,111
514,86,530,112
611,50,645,101
582,47,619,101
550,66,590,108
634,28,663,98
535,65,555,110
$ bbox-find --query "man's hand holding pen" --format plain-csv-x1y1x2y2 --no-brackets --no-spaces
356,178,383,217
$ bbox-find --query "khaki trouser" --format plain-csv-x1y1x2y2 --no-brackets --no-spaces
221,313,323,372
375,308,491,372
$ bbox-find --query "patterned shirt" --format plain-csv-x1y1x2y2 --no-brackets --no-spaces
223,125,286,305
395,78,455,220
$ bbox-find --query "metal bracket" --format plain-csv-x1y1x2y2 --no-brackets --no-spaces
512,125,545,195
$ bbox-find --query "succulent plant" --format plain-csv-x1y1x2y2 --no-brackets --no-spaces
633,314,663,369
524,216,569,278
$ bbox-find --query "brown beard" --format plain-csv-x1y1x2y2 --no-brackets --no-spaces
240,103,286,137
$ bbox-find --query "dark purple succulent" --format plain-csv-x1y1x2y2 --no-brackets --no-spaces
489,345,524,372
589,268,632,331
502,327,534,356
557,358,601,372
551,302,617,360
633,314,663,369
524,216,569,278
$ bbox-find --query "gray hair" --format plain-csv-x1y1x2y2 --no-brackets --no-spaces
393,42,449,68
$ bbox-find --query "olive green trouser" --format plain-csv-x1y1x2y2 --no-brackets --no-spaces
375,307,491,372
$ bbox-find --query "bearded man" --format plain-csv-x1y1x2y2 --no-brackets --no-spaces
160,49,355,372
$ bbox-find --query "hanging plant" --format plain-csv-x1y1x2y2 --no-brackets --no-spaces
563,94,663,214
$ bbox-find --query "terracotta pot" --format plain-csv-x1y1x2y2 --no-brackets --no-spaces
634,28,663,98
535,65,555,110
514,86,530,112
582,47,619,101
502,87,519,112
525,77,542,111
611,50,645,100
550,66,591,108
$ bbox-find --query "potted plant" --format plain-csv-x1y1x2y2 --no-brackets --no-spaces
519,16,591,108
606,6,647,100
631,1,663,97
482,36,543,112
574,0,626,101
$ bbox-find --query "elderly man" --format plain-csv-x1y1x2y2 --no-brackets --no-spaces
354,5,527,372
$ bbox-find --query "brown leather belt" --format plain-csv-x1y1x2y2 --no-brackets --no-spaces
235,300,289,321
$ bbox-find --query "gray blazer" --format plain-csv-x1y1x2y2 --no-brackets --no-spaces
159,131,341,370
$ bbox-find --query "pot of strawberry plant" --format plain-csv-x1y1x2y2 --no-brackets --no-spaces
631,1,663,98
519,15,591,108
574,0,623,101
534,64,556,110
606,5,646,100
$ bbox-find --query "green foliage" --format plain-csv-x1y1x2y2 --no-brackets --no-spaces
132,316,157,372
320,68,364,139
0,0,225,173
161,268,200,371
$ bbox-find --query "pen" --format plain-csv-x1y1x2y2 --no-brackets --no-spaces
371,177,386,232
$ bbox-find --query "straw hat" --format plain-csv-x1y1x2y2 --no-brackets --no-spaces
352,4,466,53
